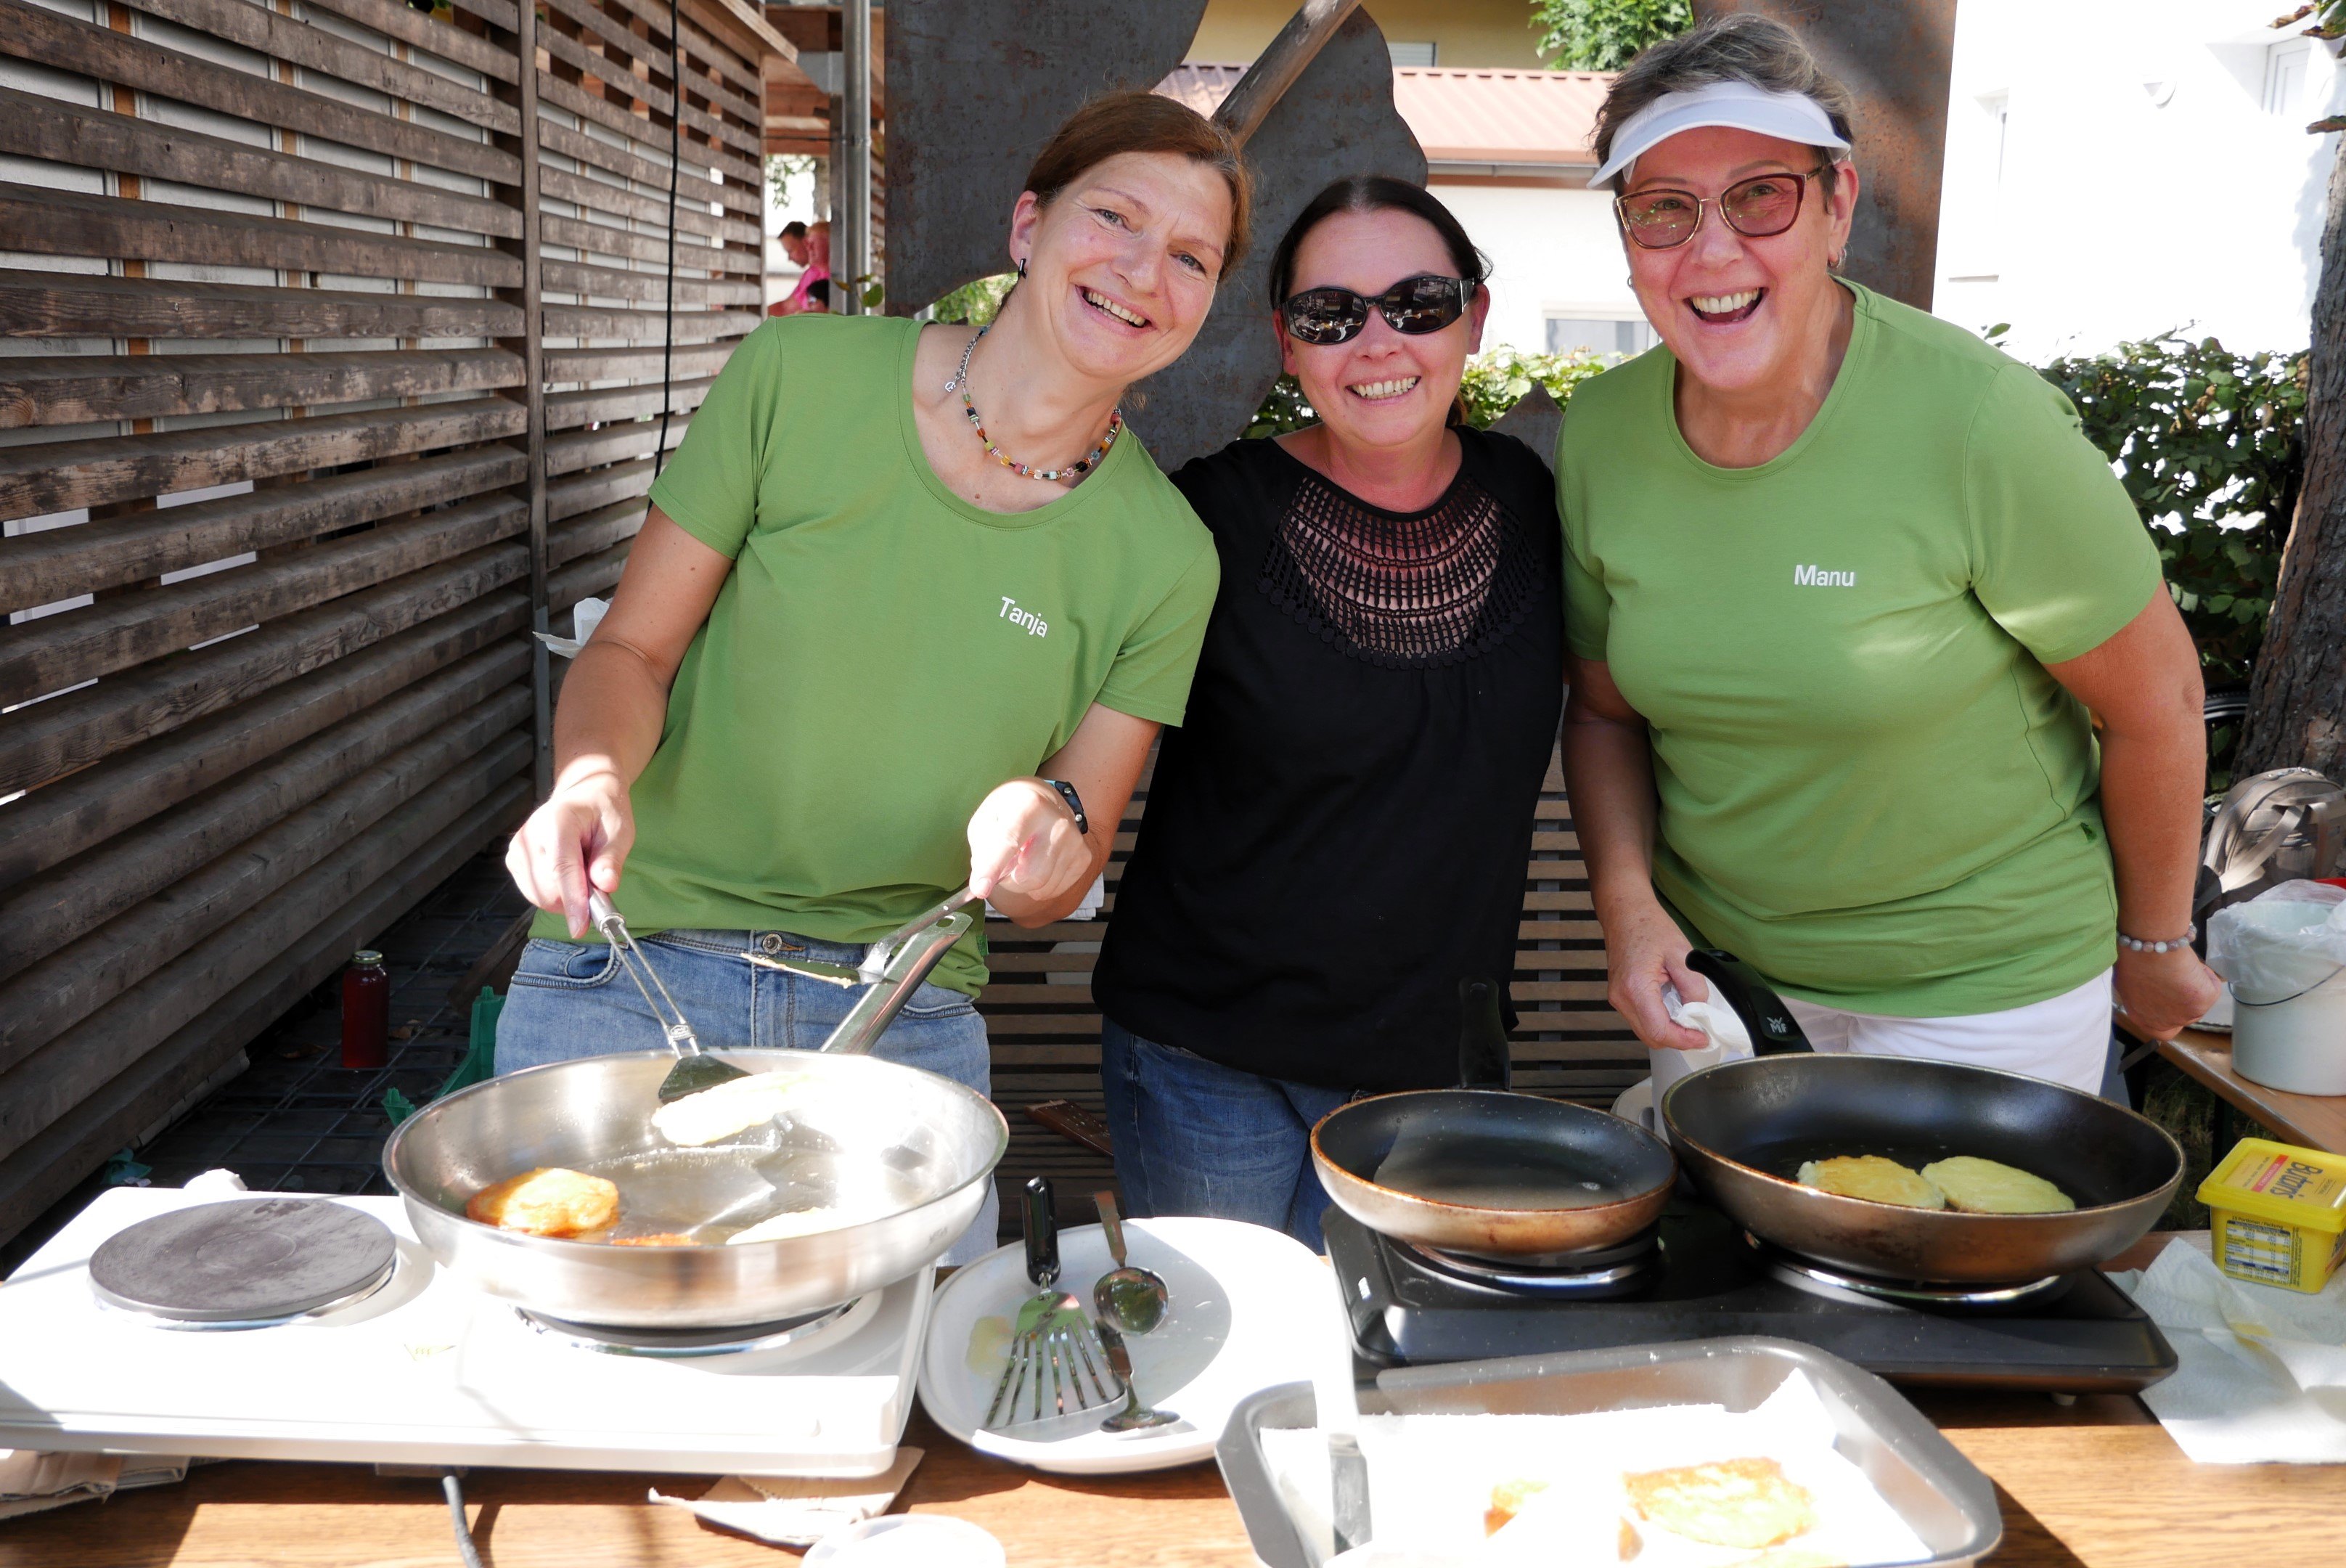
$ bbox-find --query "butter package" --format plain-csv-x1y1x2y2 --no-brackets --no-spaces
2196,1138,2346,1294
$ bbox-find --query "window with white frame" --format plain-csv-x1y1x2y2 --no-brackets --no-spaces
2267,41,2311,117
1546,314,1656,358
1388,41,1436,67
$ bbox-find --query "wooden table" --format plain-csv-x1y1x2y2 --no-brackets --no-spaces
2,1237,2337,1568
2155,1026,2346,1153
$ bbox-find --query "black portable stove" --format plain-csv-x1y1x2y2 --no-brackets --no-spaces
1322,1198,2177,1392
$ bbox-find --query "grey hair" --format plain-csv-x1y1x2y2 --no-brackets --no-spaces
1592,14,1856,191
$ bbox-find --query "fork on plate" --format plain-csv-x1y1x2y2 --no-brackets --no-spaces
985,1176,1122,1428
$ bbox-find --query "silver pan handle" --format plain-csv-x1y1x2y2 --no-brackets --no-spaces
816,890,978,1055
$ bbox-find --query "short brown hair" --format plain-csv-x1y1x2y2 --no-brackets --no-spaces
1023,90,1253,278
1593,15,1855,192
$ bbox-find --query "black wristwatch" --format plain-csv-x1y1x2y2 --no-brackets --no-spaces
1039,777,1089,836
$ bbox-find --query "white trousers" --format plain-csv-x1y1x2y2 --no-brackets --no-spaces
1780,971,2114,1095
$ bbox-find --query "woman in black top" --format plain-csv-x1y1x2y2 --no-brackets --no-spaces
1093,177,1564,1248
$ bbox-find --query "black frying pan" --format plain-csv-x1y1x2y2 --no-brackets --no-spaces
1310,980,1677,1259
1662,952,2184,1284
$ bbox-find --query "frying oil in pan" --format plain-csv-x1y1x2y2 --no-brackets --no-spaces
1374,1133,1628,1211
576,1136,935,1243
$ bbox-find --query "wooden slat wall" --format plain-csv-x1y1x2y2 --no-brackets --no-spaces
982,743,1641,1230
0,0,767,1244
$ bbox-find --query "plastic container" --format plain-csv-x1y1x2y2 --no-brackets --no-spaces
340,950,390,1070
2196,1137,2346,1294
2208,887,2346,1095
1215,1337,2001,1568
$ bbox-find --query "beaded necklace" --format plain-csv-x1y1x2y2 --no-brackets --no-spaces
944,325,1122,483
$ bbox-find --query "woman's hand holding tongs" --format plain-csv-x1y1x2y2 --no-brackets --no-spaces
507,759,636,939
965,777,1095,912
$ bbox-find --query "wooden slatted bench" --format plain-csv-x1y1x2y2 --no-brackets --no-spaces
980,741,1641,1237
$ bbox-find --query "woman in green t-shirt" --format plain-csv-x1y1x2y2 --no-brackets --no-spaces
1558,17,2220,1095
496,93,1248,1259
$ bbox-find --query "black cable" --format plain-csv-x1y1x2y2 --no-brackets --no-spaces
653,0,680,478
440,1472,486,1568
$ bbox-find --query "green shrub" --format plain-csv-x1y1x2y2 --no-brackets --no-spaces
2035,334,2307,688
1529,0,1691,70
1246,346,1614,439
931,273,1015,327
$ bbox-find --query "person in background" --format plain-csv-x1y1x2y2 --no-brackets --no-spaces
790,220,833,314
498,92,1250,1263
768,220,813,317
1558,15,2220,1097
1092,177,1564,1249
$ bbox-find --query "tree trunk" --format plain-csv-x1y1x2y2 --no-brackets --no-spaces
2241,134,2346,780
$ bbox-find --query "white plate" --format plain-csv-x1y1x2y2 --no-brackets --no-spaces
918,1216,1333,1475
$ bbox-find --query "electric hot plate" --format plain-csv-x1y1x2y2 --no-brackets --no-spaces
1323,1198,2177,1392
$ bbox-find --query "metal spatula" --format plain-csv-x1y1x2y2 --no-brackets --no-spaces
586,890,748,1103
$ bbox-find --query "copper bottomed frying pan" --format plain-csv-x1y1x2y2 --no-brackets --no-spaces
1311,981,1677,1259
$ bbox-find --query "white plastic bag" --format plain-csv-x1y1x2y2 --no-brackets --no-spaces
2206,880,2346,1004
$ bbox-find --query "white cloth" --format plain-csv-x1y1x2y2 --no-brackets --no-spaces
2109,1235,2346,1464
650,1447,925,1547
1777,969,2112,1094
534,595,610,659
1592,79,1850,184
0,1451,191,1522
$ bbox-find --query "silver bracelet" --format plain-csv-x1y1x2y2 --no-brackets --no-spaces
2117,923,2196,955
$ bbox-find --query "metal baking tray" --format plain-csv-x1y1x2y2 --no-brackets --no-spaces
1216,1336,2002,1568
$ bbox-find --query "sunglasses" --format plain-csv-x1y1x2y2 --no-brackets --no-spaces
1614,168,1826,250
1280,274,1474,346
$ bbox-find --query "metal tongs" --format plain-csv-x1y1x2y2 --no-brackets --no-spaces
589,886,981,1105
588,889,747,1103
750,886,979,1057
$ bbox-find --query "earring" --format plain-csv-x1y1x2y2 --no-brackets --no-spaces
1015,258,1028,279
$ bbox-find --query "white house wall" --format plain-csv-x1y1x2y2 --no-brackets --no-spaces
1427,179,1640,359
1935,0,2343,359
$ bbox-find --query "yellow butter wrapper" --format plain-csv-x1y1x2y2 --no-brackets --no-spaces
2196,1138,2346,1294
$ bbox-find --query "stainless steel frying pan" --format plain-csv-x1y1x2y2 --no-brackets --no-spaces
382,894,1005,1327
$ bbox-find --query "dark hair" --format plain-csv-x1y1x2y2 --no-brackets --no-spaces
780,220,809,239
1266,176,1489,309
1593,15,1855,192
1022,90,1254,277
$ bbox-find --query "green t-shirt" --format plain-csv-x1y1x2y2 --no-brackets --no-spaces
534,314,1220,995
1556,282,2164,1016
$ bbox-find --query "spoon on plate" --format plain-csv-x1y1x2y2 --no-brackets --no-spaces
1091,1191,1169,1335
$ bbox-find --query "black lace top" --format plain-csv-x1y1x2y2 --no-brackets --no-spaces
1093,427,1566,1093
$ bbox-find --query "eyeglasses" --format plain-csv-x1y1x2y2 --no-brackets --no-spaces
1280,274,1474,346
1614,168,1826,250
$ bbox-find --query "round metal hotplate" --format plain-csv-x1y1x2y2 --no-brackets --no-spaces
1745,1233,2072,1309
1400,1226,1664,1298
517,1296,860,1357
89,1199,398,1325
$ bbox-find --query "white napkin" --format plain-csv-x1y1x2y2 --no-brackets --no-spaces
535,596,610,659
1262,1373,1929,1567
651,1447,925,1547
2109,1236,2346,1463
0,1451,191,1522
1662,983,1754,1055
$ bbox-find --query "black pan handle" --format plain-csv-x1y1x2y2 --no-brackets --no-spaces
1685,950,1813,1056
1021,1175,1059,1288
1457,977,1513,1090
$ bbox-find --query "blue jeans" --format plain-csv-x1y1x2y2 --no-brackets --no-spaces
496,928,1000,1264
1098,1017,1353,1251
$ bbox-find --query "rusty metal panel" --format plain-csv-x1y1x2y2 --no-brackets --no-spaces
1695,1,1955,312
880,0,1209,319
1130,7,1426,470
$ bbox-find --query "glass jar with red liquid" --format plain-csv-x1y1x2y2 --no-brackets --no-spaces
341,950,390,1069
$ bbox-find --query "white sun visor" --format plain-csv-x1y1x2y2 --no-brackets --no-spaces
1592,80,1850,186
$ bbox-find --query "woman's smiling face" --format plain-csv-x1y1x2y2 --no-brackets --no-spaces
1277,206,1487,455
1010,150,1233,387
1619,125,1856,398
